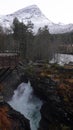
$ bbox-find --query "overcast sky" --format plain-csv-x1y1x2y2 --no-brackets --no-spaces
0,0,73,24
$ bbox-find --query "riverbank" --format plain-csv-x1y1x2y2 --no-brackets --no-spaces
1,62,73,129
21,63,73,129
0,102,30,130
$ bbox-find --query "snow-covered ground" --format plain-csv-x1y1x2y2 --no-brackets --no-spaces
50,53,73,65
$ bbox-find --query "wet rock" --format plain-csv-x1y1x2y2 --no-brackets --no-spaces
0,102,30,130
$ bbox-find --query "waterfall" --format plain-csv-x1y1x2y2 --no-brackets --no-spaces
8,82,43,130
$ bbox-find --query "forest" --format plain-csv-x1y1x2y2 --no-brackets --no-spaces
0,17,73,62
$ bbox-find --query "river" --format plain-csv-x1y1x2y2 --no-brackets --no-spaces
8,82,43,130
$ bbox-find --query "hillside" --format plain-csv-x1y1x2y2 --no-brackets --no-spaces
0,5,73,34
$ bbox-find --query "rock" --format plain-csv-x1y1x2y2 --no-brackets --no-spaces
30,75,73,130
0,102,30,130
0,67,29,101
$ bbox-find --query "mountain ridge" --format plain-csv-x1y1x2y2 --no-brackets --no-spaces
0,5,73,34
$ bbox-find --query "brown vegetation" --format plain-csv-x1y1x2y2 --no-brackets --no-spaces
0,106,12,130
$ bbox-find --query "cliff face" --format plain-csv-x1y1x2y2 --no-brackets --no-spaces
0,102,30,130
0,67,27,101
30,75,73,130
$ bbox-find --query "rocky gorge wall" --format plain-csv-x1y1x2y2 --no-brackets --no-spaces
30,77,73,129
1,63,73,130
0,66,31,130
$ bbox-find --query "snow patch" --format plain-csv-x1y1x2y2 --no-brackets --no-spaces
50,53,73,65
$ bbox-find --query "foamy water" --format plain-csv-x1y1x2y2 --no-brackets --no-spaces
8,82,43,130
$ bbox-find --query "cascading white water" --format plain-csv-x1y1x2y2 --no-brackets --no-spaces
8,82,43,130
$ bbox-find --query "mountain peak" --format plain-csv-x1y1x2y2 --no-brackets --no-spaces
12,4,45,19
22,4,39,9
0,4,51,31
13,4,39,13
0,5,73,34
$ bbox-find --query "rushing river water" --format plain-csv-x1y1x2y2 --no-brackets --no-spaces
50,53,73,65
8,82,43,130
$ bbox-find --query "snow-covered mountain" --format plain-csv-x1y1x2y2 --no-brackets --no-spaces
0,5,73,34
